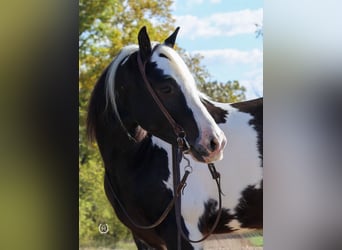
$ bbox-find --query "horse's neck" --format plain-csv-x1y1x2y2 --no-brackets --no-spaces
96,120,148,167
93,82,149,167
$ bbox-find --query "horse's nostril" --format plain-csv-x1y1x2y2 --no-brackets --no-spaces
209,137,219,152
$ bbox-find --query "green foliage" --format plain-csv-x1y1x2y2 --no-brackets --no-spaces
79,158,132,247
79,0,246,247
198,80,246,103
180,50,210,85
249,235,264,247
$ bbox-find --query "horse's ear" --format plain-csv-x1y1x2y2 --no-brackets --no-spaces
138,26,152,62
164,27,180,48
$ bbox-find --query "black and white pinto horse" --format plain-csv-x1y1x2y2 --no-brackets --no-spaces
87,27,262,250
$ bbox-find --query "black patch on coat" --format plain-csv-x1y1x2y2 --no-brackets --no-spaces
235,182,263,229
198,199,235,234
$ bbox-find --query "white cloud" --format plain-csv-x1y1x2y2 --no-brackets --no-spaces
210,0,221,3
192,48,263,65
190,49,263,99
240,68,263,99
182,0,204,7
189,0,204,4
175,0,221,8
176,8,263,39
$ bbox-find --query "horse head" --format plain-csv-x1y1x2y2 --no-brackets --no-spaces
108,27,227,163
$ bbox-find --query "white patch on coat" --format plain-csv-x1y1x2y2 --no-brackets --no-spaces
151,136,174,192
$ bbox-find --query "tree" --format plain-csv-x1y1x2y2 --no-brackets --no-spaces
255,23,263,38
180,49,210,86
198,80,246,103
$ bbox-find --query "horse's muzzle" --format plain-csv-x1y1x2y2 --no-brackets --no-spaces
190,132,226,163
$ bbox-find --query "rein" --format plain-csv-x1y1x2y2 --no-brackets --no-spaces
105,161,190,230
106,51,223,248
172,149,223,247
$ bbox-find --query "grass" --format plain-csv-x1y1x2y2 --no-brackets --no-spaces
113,241,136,250
79,240,135,250
248,235,263,247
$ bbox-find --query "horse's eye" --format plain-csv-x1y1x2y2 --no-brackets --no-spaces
159,85,172,94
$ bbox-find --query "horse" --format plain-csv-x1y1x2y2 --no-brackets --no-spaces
87,26,263,250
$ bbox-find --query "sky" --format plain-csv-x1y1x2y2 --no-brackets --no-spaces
171,0,263,99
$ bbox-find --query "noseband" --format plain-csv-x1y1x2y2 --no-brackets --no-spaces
106,49,223,249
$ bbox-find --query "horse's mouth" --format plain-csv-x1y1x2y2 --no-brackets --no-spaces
188,147,207,163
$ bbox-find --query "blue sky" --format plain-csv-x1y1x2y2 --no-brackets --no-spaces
171,0,263,99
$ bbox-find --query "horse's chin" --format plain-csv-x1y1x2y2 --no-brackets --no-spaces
188,148,223,164
203,151,224,163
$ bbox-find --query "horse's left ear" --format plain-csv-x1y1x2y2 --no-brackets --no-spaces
138,26,152,62
164,27,180,48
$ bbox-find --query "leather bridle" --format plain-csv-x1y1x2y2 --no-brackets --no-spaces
105,51,223,249
136,50,190,151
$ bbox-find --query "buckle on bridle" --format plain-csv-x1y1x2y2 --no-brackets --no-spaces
176,131,190,153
